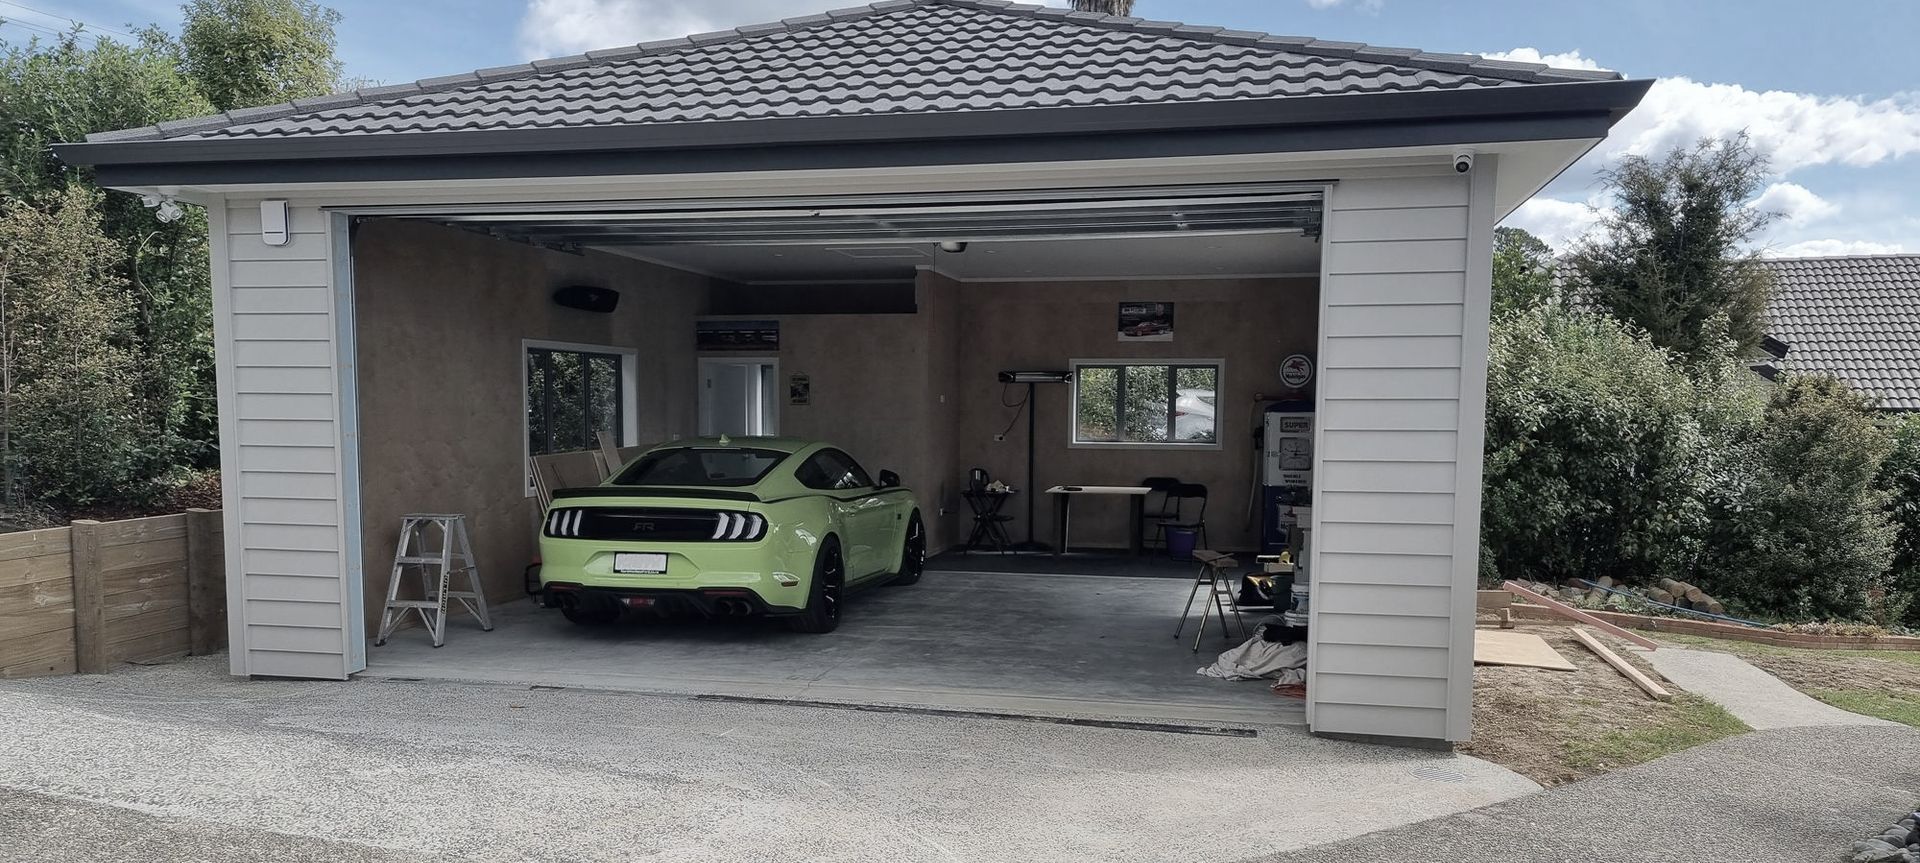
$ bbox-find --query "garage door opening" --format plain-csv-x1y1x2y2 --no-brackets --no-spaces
346,185,1325,726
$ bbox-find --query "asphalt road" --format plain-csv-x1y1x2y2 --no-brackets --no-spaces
1241,723,1920,863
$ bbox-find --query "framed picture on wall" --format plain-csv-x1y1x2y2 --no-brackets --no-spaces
1117,302,1174,342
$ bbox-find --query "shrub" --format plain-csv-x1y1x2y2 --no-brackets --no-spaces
1689,375,1895,620
1479,307,1758,586
1878,414,1920,626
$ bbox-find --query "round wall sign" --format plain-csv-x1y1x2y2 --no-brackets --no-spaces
1279,354,1314,389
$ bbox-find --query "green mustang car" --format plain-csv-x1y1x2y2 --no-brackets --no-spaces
536,437,924,633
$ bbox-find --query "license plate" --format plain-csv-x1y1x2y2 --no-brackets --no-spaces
613,552,668,574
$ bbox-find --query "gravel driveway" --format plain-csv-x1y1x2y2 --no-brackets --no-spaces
0,657,1535,863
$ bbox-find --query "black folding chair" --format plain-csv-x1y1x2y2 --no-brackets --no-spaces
1152,482,1209,552
1139,476,1181,549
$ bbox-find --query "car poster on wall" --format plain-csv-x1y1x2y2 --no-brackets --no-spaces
1117,302,1174,342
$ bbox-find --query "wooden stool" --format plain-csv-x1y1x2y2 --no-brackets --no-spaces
1174,549,1248,651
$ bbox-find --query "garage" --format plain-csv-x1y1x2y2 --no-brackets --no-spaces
56,0,1649,745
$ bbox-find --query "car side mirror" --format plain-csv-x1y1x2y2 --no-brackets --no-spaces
877,470,901,489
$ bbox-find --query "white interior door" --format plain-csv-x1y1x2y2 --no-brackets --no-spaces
699,358,778,437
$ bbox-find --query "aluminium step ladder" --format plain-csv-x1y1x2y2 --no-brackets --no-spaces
375,513,493,648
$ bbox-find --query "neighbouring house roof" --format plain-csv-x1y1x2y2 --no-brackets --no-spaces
54,0,1647,186
1763,254,1920,410
86,0,1617,145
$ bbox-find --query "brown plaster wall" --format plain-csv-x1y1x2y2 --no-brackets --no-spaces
952,278,1318,552
352,220,710,628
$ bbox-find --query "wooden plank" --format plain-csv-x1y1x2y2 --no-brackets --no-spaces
0,629,75,678
105,604,189,643
596,430,622,479
96,514,186,548
1503,581,1661,649
1570,627,1673,701
103,591,188,624
186,508,225,655
70,520,107,673
1474,629,1576,671
0,577,75,641
111,627,190,664
1476,590,1513,609
1472,630,1565,668
0,526,70,562
99,541,188,575
0,552,73,589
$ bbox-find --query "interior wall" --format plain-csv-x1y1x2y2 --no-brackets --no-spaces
353,220,710,627
952,277,1319,552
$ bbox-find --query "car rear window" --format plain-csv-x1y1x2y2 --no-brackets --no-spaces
613,447,788,487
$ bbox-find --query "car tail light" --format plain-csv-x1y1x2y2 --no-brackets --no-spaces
545,508,585,537
710,512,767,541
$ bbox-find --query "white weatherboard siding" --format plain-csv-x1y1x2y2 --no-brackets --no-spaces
213,201,358,679
1309,165,1496,742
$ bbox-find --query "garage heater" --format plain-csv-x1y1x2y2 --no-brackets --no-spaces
998,370,1072,552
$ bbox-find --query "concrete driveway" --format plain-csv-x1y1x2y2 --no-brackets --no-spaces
0,658,1536,863
368,570,1303,727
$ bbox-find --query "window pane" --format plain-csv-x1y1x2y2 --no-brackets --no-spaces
527,352,550,456
588,355,621,442
1074,367,1118,442
1174,366,1219,443
1122,365,1170,442
546,351,587,453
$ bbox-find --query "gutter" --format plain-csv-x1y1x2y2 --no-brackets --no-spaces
53,79,1653,169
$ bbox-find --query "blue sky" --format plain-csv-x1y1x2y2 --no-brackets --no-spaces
8,0,1918,257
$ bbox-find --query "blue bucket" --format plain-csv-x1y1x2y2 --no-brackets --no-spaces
1166,526,1199,561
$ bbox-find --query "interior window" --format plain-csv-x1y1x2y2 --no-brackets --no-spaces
527,346,625,456
615,448,787,487
1072,362,1220,445
797,449,873,491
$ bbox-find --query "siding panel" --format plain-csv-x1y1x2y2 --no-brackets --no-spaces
219,202,351,680
1311,174,1483,743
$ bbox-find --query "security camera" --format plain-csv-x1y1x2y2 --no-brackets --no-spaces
937,241,968,253
1452,151,1475,174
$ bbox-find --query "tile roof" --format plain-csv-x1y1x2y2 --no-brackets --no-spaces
1762,254,1920,410
90,0,1619,144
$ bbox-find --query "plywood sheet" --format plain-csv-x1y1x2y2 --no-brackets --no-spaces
1474,629,1576,671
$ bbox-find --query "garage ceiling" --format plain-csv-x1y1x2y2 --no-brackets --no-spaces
610,232,1320,283
411,185,1324,284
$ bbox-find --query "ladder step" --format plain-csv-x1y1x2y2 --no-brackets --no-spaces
394,556,473,565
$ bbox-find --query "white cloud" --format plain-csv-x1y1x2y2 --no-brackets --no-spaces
517,0,823,58
1502,197,1603,250
1480,47,1607,72
1750,182,1838,225
1764,239,1908,258
1601,79,1920,174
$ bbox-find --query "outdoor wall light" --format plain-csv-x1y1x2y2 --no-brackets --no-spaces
140,194,184,223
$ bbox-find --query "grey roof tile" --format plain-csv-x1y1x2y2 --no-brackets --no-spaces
88,0,1624,144
1762,254,1920,410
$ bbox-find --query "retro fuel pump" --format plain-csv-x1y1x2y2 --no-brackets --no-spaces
1258,354,1315,554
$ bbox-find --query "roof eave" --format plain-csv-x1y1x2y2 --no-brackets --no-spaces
55,79,1652,171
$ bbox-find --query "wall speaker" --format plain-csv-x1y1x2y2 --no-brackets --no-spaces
553,285,619,313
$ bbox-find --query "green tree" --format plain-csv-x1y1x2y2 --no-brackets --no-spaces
1068,0,1135,13
1567,135,1776,362
1491,226,1557,317
0,187,147,509
180,0,343,112
0,30,219,484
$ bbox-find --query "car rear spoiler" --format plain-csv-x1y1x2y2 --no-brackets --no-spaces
550,487,763,503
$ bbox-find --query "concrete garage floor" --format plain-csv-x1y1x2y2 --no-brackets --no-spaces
368,570,1296,727
0,659,1540,863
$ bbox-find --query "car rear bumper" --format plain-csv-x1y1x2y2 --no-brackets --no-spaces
539,582,805,616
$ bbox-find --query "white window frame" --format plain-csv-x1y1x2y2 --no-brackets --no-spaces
1069,358,1226,451
522,338,640,495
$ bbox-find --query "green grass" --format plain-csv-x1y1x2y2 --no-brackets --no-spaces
1564,695,1750,771
1808,690,1920,728
1657,633,1920,668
